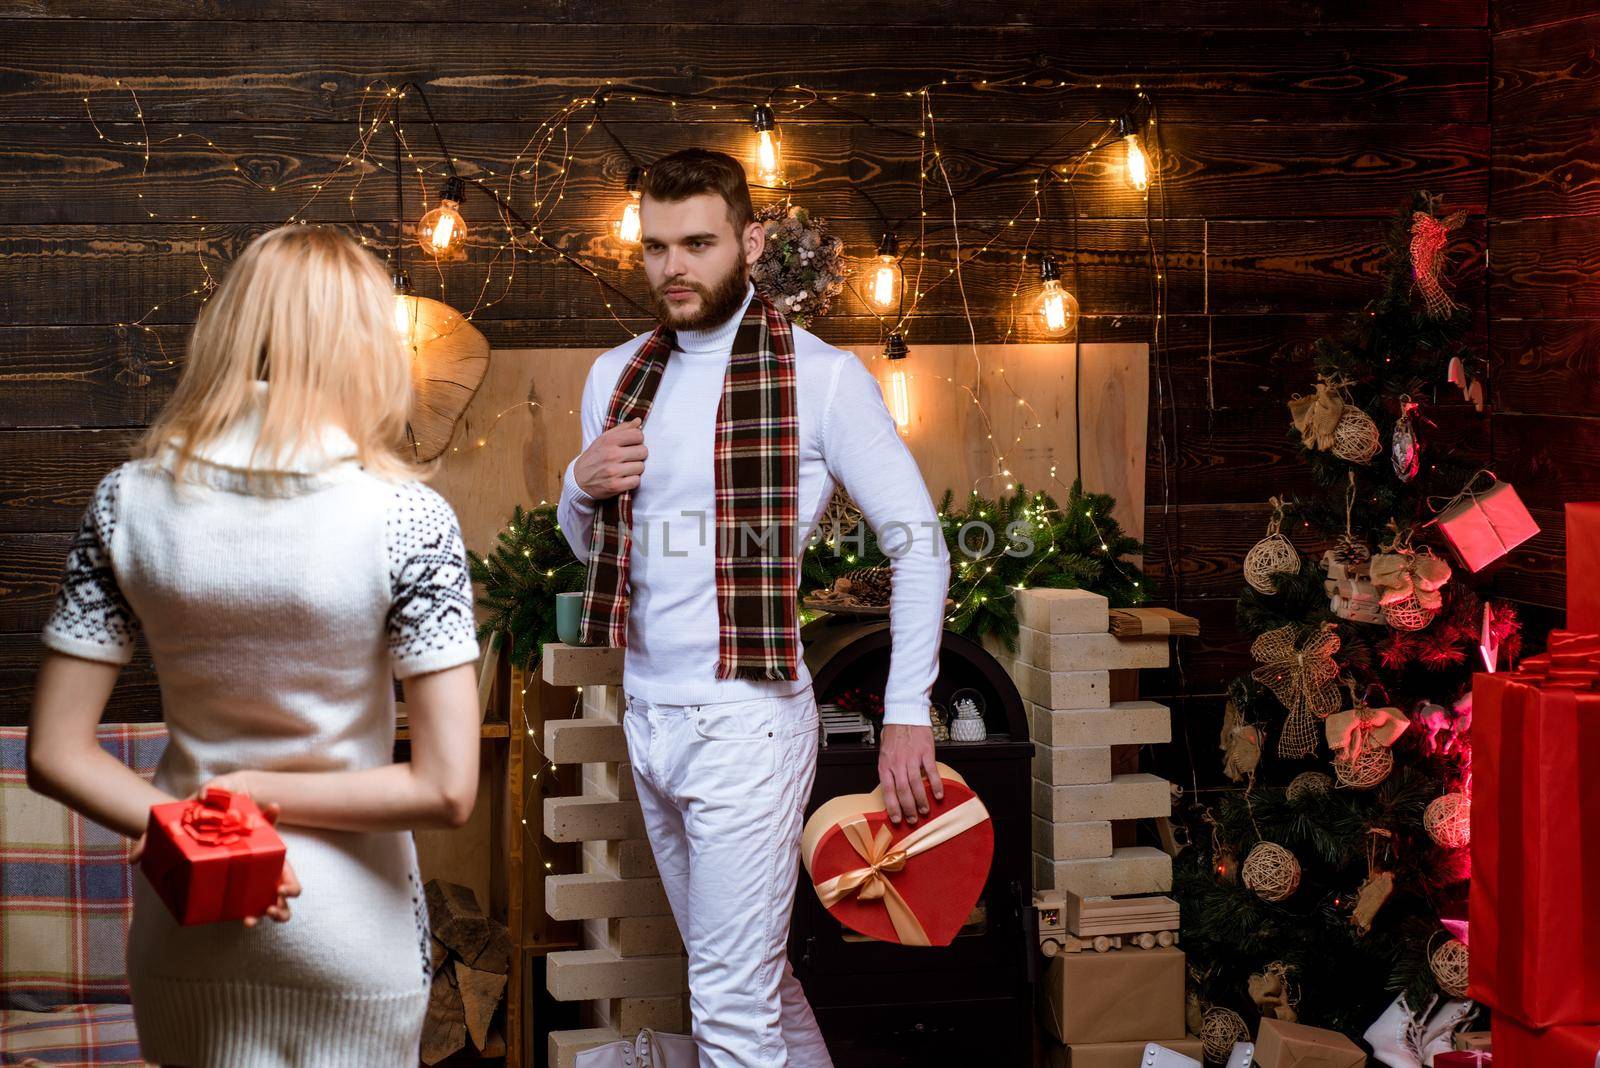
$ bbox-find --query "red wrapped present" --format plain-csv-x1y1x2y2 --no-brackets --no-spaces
1569,503,1600,634
139,786,286,926
1433,1054,1492,1067
1491,1015,1600,1068
1470,642,1600,1028
1429,473,1539,573
800,761,992,946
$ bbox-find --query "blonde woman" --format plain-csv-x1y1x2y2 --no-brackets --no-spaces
25,224,484,1066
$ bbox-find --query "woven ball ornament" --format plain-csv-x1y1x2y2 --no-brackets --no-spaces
1242,842,1301,902
1286,770,1334,802
1334,743,1394,789
1245,503,1300,595
1431,937,1470,998
1332,406,1383,463
1198,1007,1252,1061
1383,591,1437,632
1424,792,1472,850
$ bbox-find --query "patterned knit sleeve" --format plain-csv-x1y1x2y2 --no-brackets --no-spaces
385,483,481,679
41,466,142,665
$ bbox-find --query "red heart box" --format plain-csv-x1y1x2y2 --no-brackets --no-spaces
801,761,993,946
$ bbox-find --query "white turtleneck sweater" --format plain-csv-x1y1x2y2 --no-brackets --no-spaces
557,283,950,726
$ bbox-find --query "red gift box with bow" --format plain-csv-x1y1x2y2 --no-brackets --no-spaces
139,786,287,926
1470,632,1600,1028
800,761,993,946
1492,1015,1600,1068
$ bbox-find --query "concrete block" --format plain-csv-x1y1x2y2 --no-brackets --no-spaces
1015,587,1110,635
546,872,670,921
546,718,628,763
1032,742,1113,785
583,760,637,800
586,994,690,1035
1032,773,1172,823
1016,626,1170,672
549,1028,619,1068
544,792,645,842
582,683,627,722
1031,816,1114,860
584,836,659,880
583,915,684,958
543,643,624,688
1029,701,1171,748
1012,662,1110,710
1033,846,1173,896
546,947,688,1001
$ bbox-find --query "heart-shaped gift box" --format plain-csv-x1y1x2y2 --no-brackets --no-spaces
800,761,993,946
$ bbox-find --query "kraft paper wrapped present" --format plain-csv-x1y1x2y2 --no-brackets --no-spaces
139,786,286,925
1491,1015,1600,1068
1431,474,1538,573
1043,1036,1207,1066
1039,947,1186,1045
1254,1018,1367,1068
1470,637,1600,1028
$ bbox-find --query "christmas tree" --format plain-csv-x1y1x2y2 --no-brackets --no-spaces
1174,191,1523,1042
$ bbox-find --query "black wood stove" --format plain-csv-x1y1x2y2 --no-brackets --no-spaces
789,617,1035,1067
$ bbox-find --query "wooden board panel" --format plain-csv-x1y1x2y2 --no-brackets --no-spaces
0,23,1488,125
0,2,1490,26
0,121,1487,225
429,341,1148,557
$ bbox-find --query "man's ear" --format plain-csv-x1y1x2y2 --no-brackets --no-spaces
744,220,766,266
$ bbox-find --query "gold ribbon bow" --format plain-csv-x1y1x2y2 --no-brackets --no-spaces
1250,623,1342,760
812,796,990,947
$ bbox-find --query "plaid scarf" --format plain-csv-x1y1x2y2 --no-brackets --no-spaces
578,293,801,681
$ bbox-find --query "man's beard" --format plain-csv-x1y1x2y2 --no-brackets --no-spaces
650,260,750,331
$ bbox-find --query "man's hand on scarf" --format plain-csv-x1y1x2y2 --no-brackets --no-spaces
576,417,648,499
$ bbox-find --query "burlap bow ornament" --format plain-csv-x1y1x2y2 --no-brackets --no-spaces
1410,204,1468,319
1323,699,1410,757
1250,622,1342,760
1287,376,1346,451
1370,524,1452,609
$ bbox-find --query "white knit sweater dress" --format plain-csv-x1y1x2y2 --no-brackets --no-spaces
38,382,481,1067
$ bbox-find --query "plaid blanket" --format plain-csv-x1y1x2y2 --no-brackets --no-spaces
1,1002,149,1066
0,723,167,1013
579,294,802,680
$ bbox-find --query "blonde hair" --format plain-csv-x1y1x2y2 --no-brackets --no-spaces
137,224,423,489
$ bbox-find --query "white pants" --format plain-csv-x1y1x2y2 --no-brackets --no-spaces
622,685,836,1068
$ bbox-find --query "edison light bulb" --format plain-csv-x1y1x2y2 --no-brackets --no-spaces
613,166,643,244
751,104,784,186
1034,254,1079,339
882,334,911,432
870,231,901,310
418,176,467,260
1124,133,1149,192
1114,114,1151,192
392,268,415,341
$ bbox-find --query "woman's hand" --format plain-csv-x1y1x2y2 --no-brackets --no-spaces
127,772,302,926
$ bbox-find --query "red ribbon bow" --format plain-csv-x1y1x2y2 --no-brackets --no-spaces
180,787,258,846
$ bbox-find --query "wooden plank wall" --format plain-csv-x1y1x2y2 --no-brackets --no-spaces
0,2,1493,763
1487,2,1600,617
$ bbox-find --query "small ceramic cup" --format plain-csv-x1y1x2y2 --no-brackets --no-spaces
555,591,585,645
